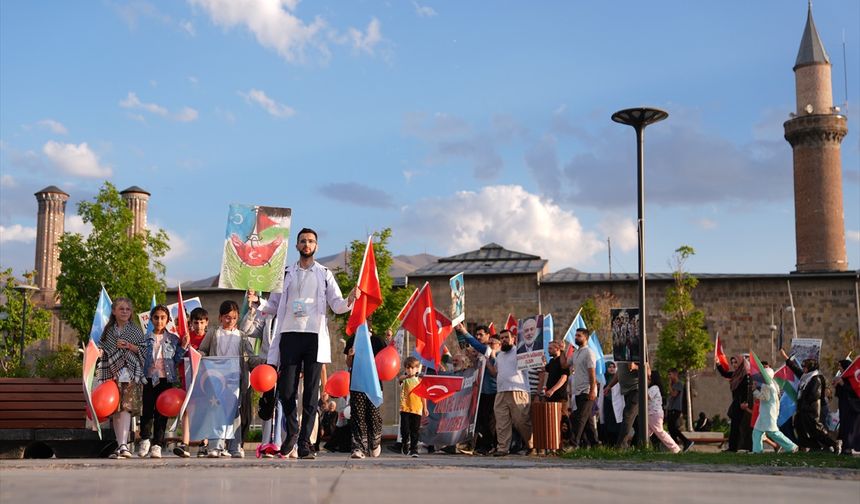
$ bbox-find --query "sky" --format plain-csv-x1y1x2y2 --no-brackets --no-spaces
1,0,858,286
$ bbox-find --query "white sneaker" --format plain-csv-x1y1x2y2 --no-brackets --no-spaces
206,449,222,458
350,450,365,459
230,449,245,458
118,444,133,458
136,439,151,458
149,445,162,458
371,446,381,458
285,446,298,459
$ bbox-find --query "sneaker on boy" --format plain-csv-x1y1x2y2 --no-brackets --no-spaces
149,445,162,458
136,439,151,458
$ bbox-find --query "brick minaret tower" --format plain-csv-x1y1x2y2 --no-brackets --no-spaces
34,186,69,304
784,3,848,273
120,186,150,238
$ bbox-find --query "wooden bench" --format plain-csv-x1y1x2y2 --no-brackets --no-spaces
683,431,727,449
0,378,114,458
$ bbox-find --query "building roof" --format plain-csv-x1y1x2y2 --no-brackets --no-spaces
409,243,547,277
120,185,151,196
542,270,858,283
795,3,829,69
35,185,68,196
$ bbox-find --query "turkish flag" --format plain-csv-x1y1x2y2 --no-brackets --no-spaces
505,313,518,337
402,283,441,368
843,357,860,398
395,287,420,322
488,322,497,336
346,236,383,335
175,284,188,339
410,375,464,403
714,334,729,373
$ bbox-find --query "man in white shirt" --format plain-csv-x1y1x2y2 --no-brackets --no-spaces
263,228,355,459
486,330,534,456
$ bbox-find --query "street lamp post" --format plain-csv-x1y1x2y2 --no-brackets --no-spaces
611,107,668,447
13,284,40,361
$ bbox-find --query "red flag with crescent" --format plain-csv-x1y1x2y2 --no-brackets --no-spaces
402,283,441,368
714,333,729,373
410,375,464,403
346,236,383,336
505,313,518,337
843,357,860,398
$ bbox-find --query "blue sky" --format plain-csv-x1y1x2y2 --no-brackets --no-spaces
1,0,858,285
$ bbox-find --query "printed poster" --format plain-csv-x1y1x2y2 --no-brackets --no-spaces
790,338,822,363
611,307,640,362
450,272,465,326
219,204,292,292
419,365,483,447
516,314,545,370
138,297,203,333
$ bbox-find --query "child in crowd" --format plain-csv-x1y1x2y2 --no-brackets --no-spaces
345,329,387,459
175,307,209,458
98,297,146,459
399,356,428,457
198,300,263,458
751,366,798,454
646,368,681,454
138,304,188,458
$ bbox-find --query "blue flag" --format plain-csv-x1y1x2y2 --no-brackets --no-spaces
186,356,241,441
777,390,797,427
588,331,607,385
543,314,554,360
350,322,384,407
88,286,112,345
564,310,587,345
146,294,156,333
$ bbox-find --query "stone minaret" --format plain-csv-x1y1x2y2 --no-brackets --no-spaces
120,186,150,238
34,186,69,304
783,3,848,273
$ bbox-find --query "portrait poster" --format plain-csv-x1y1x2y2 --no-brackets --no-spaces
790,338,822,363
219,204,292,292
419,365,483,447
138,297,203,334
516,314,545,370
611,307,640,362
450,272,465,326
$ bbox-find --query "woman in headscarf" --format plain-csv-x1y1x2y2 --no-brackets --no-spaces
834,358,860,455
717,355,752,451
780,349,838,452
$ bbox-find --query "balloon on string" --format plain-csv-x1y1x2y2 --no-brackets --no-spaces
250,364,278,392
375,344,401,381
155,388,186,417
91,380,120,419
325,370,350,398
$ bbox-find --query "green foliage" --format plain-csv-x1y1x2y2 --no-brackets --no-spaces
34,344,82,379
333,228,413,336
0,268,52,376
56,182,170,343
655,246,712,373
580,298,599,331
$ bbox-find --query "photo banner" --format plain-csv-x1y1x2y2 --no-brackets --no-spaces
219,204,292,292
138,297,203,333
419,365,483,447
611,308,641,362
450,272,465,326
790,338,822,362
517,314,545,370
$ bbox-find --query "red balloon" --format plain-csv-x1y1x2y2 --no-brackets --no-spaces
85,408,109,423
325,370,350,398
156,388,186,417
250,364,278,392
375,345,401,381
91,380,120,419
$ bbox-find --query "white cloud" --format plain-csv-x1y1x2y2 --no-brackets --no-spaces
188,0,328,63
348,18,382,55
149,222,189,262
37,119,68,135
0,224,37,243
848,230,860,242
42,141,112,178
65,215,92,236
596,215,638,253
180,20,196,36
239,89,295,118
400,185,605,269
188,76,199,86
119,92,198,122
413,2,437,17
695,218,718,230
1,174,17,188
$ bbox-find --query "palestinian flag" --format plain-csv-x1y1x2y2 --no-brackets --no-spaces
773,364,799,402
749,350,772,387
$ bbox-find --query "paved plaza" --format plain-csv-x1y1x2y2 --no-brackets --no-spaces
1,453,857,504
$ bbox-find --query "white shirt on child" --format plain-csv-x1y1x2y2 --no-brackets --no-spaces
216,327,242,356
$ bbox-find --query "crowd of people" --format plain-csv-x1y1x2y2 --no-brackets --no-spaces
95,226,860,459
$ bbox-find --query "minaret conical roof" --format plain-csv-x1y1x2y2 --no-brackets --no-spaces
795,2,830,69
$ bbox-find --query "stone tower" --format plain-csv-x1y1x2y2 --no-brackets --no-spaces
120,186,150,238
783,4,848,272
33,186,69,304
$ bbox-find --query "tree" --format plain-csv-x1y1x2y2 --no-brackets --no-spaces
56,182,170,343
580,292,616,353
0,268,53,376
655,245,711,430
332,228,413,337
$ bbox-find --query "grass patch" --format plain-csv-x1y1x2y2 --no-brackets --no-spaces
560,446,860,469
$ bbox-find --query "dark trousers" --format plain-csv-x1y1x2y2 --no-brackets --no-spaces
667,409,690,447
400,412,421,453
351,392,382,454
277,332,322,452
475,392,496,452
571,393,599,448
796,406,837,450
140,379,172,446
616,389,639,448
727,404,752,451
